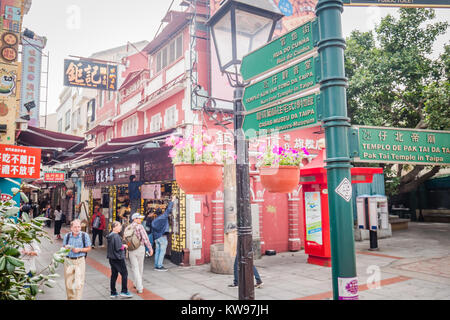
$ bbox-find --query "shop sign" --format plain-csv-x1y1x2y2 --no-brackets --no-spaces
44,171,65,183
352,126,450,165
0,144,41,179
0,31,19,62
95,167,115,184
64,59,118,91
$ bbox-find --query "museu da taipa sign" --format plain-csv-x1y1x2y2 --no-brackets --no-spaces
351,126,450,165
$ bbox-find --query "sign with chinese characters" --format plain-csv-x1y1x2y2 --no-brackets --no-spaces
0,31,19,63
0,144,41,179
342,0,450,8
20,35,46,127
44,171,65,183
240,18,317,81
95,167,115,184
352,126,450,165
243,93,319,139
2,4,22,32
243,55,319,113
63,59,118,91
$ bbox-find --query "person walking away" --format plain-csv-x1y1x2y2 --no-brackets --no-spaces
106,221,133,299
128,175,143,214
62,219,92,300
20,239,41,278
43,203,52,228
229,246,264,288
124,213,153,294
143,205,156,257
91,205,106,248
151,195,176,271
54,205,63,240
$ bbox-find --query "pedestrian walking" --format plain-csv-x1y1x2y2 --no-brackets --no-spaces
91,205,106,248
124,212,153,294
20,239,40,278
54,205,63,240
151,195,176,271
106,221,133,299
229,247,264,288
43,203,52,228
62,219,92,300
143,204,156,257
128,175,143,214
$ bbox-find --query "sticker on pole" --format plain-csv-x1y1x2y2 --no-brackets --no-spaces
335,177,352,202
338,277,359,300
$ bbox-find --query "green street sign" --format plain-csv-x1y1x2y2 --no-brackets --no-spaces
240,19,318,81
342,0,450,8
243,55,320,113
242,93,320,139
351,126,450,165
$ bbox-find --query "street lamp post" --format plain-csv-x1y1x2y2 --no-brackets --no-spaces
207,0,283,300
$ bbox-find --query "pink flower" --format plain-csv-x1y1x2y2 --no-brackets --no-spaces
169,149,176,158
302,147,310,156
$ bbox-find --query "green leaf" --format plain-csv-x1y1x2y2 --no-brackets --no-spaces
0,256,6,271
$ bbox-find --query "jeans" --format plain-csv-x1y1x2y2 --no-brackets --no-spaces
109,258,128,294
145,233,154,253
154,235,168,268
92,228,103,246
130,199,140,215
233,253,262,285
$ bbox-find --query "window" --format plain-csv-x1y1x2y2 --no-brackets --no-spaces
87,99,96,126
155,34,183,73
106,129,114,141
77,108,82,127
108,90,113,101
97,133,105,145
65,110,71,131
122,114,138,137
57,119,62,132
72,111,77,130
164,105,178,129
98,91,103,108
150,113,162,133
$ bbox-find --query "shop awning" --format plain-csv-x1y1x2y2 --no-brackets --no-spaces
16,126,87,165
70,128,177,164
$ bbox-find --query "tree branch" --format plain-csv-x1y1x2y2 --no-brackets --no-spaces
398,166,441,194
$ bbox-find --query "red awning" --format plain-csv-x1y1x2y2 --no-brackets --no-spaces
17,126,86,165
70,128,176,163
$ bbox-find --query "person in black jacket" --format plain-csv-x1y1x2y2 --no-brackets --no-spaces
106,221,133,299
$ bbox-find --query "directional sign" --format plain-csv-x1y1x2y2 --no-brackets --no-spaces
351,126,450,165
243,55,320,113
342,0,450,8
240,19,317,81
242,93,319,139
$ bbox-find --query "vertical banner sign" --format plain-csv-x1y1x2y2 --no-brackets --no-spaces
21,35,46,127
304,191,323,245
0,144,41,179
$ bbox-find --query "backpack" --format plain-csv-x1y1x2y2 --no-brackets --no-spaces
93,215,101,229
65,232,88,257
123,224,141,251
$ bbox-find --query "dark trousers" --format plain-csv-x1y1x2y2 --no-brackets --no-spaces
54,220,62,235
233,252,262,286
109,259,128,294
92,228,103,246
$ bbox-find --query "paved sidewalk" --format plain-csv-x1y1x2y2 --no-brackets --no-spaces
35,222,450,300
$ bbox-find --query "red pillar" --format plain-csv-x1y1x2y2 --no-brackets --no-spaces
288,187,302,251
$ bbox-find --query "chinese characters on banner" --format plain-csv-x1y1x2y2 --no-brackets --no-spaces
43,171,65,182
64,59,118,91
0,144,41,179
20,35,46,127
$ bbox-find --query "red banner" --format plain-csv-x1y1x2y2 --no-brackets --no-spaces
43,171,65,182
0,144,41,179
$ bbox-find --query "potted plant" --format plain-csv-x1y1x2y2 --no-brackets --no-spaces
166,132,235,195
257,145,309,193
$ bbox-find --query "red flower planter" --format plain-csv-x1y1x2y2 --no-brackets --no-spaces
260,165,300,193
175,163,223,195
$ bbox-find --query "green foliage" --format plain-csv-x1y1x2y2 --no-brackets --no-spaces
345,8,449,195
0,187,69,300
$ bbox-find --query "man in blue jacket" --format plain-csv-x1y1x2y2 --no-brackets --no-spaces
152,195,176,271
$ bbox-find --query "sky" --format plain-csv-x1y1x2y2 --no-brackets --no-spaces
21,0,450,117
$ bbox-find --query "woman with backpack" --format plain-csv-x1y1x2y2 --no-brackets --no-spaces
91,205,106,248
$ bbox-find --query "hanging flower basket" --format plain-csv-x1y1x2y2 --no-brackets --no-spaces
257,145,308,193
175,163,223,195
166,132,235,195
260,165,300,193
